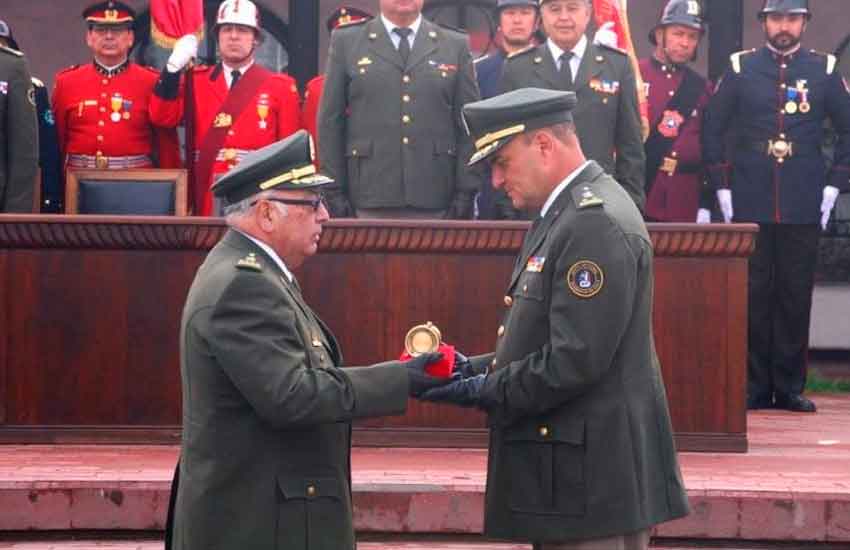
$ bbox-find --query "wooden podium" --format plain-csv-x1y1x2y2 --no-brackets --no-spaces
0,216,755,452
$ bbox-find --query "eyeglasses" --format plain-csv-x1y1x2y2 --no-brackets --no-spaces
253,194,327,212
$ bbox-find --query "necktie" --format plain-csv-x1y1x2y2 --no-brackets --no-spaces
394,27,413,64
230,69,241,89
559,51,574,90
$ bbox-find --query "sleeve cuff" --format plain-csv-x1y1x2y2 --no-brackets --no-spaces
154,68,181,100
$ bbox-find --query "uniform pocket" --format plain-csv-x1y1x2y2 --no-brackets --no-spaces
513,272,545,302
502,418,586,516
276,475,354,550
345,140,372,190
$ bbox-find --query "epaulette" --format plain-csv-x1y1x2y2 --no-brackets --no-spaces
507,45,536,59
810,50,838,74
56,64,81,77
336,17,368,29
729,48,756,74
474,54,490,64
572,184,604,209
193,64,215,73
596,42,628,57
0,44,23,57
31,76,45,88
235,252,263,272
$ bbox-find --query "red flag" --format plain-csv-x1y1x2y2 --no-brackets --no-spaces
150,0,204,48
592,0,650,139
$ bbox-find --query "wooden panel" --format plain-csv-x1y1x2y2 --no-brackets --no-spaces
0,216,756,451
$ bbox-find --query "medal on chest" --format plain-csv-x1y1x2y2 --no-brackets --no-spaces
110,93,123,123
658,110,684,138
257,94,270,129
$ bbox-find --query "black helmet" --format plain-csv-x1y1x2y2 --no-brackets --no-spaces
0,18,21,51
758,0,811,20
649,0,705,45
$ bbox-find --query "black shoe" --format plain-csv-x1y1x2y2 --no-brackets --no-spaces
747,395,773,410
774,394,817,413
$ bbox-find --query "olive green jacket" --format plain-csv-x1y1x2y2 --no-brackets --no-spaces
0,45,36,212
173,230,409,550
501,42,646,214
477,162,688,542
318,17,481,216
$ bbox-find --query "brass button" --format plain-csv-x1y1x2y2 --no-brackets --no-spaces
98,121,104,127
402,115,411,124
402,94,411,102
101,93,107,98
504,296,513,307
359,68,366,74
352,149,358,156
306,485,316,497
491,358,497,368
99,107,106,113
228,130,235,136
102,79,108,85
319,355,325,364
779,133,786,139
671,151,678,157
781,83,787,89
497,326,505,337
539,426,549,437
602,98,608,104
403,75,411,83
522,284,528,293
781,64,787,69
402,137,409,144
666,73,672,79
97,135,104,142
668,90,675,96
312,339,321,347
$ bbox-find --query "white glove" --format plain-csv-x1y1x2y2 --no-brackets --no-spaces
593,21,618,49
166,34,199,73
820,185,840,230
717,189,733,223
696,208,711,224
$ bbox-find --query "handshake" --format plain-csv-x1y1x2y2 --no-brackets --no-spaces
403,350,487,407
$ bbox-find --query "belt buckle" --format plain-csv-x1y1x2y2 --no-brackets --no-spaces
95,152,108,169
767,139,792,162
661,156,678,176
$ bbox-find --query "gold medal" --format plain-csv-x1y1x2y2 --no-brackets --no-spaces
799,101,810,113
110,112,121,122
785,101,797,114
404,322,442,357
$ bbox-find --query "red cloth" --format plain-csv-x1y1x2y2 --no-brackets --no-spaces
150,0,204,48
400,343,455,378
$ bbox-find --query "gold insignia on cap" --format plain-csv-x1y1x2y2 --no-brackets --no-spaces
259,164,318,190
567,260,604,298
236,252,262,272
475,124,526,150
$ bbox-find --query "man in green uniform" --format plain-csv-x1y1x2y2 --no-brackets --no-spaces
168,130,447,550
0,19,37,213
500,0,645,215
318,0,481,219
423,88,688,549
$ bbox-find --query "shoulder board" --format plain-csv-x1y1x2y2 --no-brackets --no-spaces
56,64,82,77
235,252,263,272
31,76,45,88
336,17,368,30
434,21,467,35
193,64,215,73
597,42,628,56
0,44,24,57
507,45,536,59
729,48,756,74
809,50,838,74
571,185,604,209
138,64,160,75
474,54,490,64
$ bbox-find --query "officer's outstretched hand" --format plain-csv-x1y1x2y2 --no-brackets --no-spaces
716,189,733,223
419,374,485,408
821,185,839,231
405,352,449,397
453,351,487,378
167,34,199,73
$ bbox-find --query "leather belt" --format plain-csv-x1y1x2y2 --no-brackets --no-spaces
659,157,701,176
67,153,152,169
194,148,251,163
740,140,820,163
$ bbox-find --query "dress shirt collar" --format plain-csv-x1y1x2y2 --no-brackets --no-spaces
766,42,801,60
540,160,591,218
93,58,129,77
381,12,422,47
547,34,587,70
222,60,254,88
235,229,295,283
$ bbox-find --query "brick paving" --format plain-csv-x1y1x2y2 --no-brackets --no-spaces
0,394,848,543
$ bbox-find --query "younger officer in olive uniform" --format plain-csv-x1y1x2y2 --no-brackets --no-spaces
0,22,37,213
318,0,481,219
703,0,850,412
170,130,447,549
500,0,646,216
422,88,688,550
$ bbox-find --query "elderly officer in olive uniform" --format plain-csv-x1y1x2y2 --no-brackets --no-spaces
422,88,689,550
169,130,446,550
318,0,481,219
499,0,646,216
0,21,37,213
703,0,850,413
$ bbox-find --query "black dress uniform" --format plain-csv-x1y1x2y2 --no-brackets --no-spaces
423,88,689,547
0,42,37,212
32,78,62,213
703,37,850,408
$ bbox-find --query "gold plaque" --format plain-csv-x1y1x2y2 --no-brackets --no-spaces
404,322,442,356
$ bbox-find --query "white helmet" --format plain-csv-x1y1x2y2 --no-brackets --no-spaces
215,0,260,31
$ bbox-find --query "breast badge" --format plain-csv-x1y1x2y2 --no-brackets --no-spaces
567,260,604,298
658,110,684,138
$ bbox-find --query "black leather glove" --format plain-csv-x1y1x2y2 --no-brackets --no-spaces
326,191,354,218
404,352,449,397
419,373,485,407
452,351,487,378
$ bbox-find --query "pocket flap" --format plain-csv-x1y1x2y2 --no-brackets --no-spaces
433,141,457,156
504,418,584,445
276,475,343,500
345,141,373,158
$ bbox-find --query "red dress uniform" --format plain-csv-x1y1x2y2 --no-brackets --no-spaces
639,57,713,221
52,61,178,171
149,64,302,215
302,74,323,151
